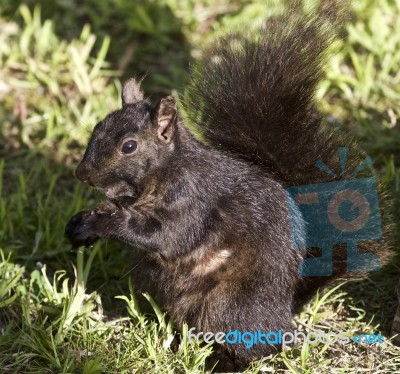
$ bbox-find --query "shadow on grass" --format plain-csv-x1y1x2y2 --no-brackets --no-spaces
342,264,400,335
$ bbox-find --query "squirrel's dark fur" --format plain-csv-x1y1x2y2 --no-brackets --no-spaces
65,9,389,371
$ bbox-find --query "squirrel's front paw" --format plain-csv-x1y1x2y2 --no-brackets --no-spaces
65,210,100,248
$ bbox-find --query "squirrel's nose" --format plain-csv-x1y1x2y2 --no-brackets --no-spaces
75,162,91,184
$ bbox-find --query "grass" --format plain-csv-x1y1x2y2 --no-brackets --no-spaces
0,0,400,372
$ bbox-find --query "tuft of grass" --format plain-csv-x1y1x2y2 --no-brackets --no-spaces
319,0,400,165
0,250,24,308
0,5,120,163
0,248,213,373
1,0,191,96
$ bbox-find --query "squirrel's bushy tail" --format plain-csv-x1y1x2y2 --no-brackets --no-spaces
185,10,350,186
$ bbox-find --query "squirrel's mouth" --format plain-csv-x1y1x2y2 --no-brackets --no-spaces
104,183,138,201
104,185,138,208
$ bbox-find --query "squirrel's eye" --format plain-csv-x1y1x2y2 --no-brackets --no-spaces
121,140,137,154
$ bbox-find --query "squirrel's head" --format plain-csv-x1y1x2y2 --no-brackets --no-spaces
75,78,179,201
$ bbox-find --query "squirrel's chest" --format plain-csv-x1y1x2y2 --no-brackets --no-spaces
144,245,249,313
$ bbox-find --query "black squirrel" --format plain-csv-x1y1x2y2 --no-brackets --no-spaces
65,10,389,371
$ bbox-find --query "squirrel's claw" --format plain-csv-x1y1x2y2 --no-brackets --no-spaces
65,210,99,248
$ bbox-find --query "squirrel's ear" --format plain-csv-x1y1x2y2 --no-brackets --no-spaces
122,78,144,105
154,96,178,144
